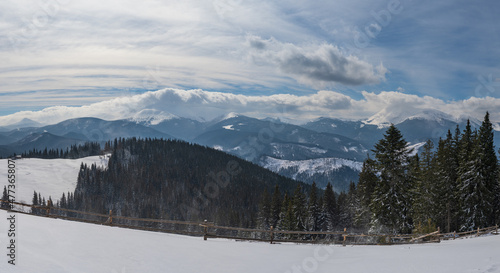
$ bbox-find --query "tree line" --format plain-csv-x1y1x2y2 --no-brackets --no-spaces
20,142,103,159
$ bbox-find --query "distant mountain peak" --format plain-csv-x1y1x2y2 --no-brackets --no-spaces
129,109,178,125
209,112,242,124
220,112,240,120
365,108,454,127
3,118,43,130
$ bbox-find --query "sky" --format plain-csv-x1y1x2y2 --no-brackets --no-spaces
1,0,500,126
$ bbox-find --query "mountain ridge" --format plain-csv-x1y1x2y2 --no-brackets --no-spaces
1,111,497,193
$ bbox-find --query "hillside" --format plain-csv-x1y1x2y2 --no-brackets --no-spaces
70,138,307,227
0,209,499,273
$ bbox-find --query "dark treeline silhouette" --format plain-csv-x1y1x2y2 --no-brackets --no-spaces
21,142,103,159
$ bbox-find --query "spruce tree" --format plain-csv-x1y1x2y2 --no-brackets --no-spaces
292,184,307,231
307,182,321,231
279,193,296,235
476,112,498,226
370,124,413,233
257,189,271,230
346,182,361,230
322,183,337,231
1,186,10,209
457,121,473,230
337,191,349,228
455,116,499,230
434,130,460,232
32,191,39,215
270,185,281,229
32,191,39,205
458,126,483,230
355,157,377,230
459,113,499,230
412,140,436,229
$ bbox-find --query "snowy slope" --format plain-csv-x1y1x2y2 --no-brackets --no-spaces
262,156,363,179
0,209,499,273
0,156,109,204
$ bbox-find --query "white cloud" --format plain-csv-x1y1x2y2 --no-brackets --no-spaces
246,35,387,87
0,88,499,127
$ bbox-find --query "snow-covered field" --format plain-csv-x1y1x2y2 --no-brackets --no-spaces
0,209,499,273
0,156,499,272
0,156,108,203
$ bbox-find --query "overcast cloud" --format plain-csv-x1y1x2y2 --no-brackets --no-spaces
0,88,498,127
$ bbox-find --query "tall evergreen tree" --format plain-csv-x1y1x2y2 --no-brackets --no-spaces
292,184,307,231
337,191,349,228
1,186,10,209
270,184,282,229
279,193,295,233
307,182,321,231
476,112,499,226
458,126,483,230
370,124,413,233
434,130,460,232
322,183,337,231
355,157,377,229
412,140,436,228
257,189,271,230
346,182,362,230
32,191,39,215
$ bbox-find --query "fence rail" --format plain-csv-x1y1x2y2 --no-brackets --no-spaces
0,199,497,245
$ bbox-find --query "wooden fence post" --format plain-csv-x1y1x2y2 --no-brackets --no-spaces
203,220,208,241
453,231,456,240
343,228,347,247
46,200,52,217
109,210,113,225
270,226,274,244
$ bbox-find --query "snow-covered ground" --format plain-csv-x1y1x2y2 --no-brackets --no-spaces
0,156,109,204
0,209,499,273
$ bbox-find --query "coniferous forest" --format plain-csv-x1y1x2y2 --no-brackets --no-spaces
258,112,500,234
58,138,307,228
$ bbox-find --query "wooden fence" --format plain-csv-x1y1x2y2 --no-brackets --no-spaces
1,199,498,245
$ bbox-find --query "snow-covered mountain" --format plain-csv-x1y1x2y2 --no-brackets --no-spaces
129,109,179,125
1,109,497,193
261,156,363,192
0,118,42,131
365,108,457,128
194,115,368,161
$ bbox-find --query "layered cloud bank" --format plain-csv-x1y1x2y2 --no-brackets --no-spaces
0,88,498,127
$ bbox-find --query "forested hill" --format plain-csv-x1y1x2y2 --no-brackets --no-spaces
71,138,308,227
